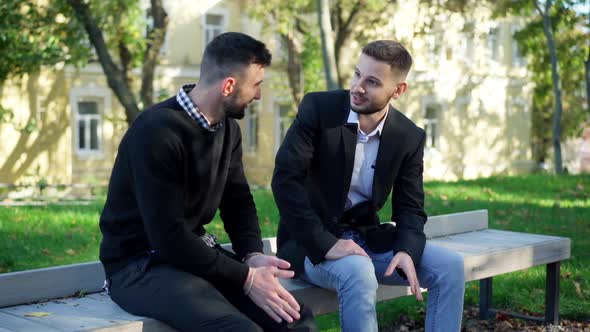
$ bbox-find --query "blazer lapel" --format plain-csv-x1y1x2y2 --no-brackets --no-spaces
342,123,357,197
372,105,403,206
341,95,357,209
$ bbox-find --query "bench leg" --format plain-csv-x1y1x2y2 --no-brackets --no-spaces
479,277,493,320
545,262,560,325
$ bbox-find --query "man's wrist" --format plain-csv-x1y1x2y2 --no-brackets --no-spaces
242,252,263,264
244,267,256,295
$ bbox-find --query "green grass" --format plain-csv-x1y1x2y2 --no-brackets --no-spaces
0,174,588,329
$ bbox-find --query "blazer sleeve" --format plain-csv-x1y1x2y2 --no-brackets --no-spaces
218,123,264,259
272,94,339,264
390,130,427,267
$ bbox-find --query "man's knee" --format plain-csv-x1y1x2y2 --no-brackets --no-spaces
440,251,465,287
339,256,378,294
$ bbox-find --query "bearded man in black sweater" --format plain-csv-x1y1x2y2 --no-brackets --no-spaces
99,32,316,332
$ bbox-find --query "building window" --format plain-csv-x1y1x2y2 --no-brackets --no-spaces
75,99,102,154
511,26,525,67
204,13,224,45
427,34,439,64
423,104,441,149
488,27,500,62
459,23,475,63
244,104,258,152
275,103,292,151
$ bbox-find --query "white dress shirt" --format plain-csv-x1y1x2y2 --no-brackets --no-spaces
345,109,389,210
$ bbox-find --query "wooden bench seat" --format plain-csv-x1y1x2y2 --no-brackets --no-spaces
0,210,571,331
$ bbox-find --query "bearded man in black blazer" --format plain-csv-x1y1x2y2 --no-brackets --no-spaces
272,41,465,332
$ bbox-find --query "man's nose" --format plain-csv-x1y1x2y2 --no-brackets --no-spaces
351,82,365,94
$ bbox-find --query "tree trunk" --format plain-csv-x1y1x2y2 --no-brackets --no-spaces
585,46,590,118
333,0,363,87
537,0,563,174
67,0,141,126
586,8,590,118
282,33,304,106
317,0,340,90
141,0,169,108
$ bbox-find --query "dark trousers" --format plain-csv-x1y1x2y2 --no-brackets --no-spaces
107,251,317,332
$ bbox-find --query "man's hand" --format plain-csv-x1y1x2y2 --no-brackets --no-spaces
246,254,291,270
245,266,301,323
325,239,369,260
384,251,423,301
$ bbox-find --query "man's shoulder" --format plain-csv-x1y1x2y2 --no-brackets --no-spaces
389,106,425,139
123,97,189,147
134,97,185,127
299,90,349,125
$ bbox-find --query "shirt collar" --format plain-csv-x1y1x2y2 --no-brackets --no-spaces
346,108,389,137
176,84,222,132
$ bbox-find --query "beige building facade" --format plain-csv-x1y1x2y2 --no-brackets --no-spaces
0,0,533,189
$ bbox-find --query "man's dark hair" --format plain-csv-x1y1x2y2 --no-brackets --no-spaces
199,32,272,85
362,40,412,78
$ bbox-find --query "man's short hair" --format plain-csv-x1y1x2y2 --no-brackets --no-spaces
362,40,412,78
200,32,272,85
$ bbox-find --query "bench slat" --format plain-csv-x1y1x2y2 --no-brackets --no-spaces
437,229,571,281
424,209,488,238
1,298,137,331
0,262,105,308
0,312,62,331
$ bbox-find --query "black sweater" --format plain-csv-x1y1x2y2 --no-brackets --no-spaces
99,97,262,287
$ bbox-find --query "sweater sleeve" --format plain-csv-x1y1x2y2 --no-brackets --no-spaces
127,121,249,288
218,121,264,259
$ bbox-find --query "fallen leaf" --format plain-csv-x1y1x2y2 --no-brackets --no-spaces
24,312,50,317
41,248,51,256
495,312,509,321
65,249,76,255
574,281,582,297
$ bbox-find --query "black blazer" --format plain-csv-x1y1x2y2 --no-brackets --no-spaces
272,90,427,274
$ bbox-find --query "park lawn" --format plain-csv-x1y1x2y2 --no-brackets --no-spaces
0,174,588,330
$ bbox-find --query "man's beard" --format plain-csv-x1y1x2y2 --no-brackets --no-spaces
223,90,247,119
350,92,394,115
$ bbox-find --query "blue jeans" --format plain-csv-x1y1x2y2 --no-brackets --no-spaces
301,230,465,332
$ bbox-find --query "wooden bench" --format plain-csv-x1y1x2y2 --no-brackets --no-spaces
0,210,571,331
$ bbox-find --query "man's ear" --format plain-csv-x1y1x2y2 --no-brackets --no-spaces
221,77,236,96
392,82,408,100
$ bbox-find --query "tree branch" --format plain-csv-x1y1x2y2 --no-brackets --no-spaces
141,0,168,108
118,38,132,86
533,0,544,17
66,0,141,124
334,0,364,85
